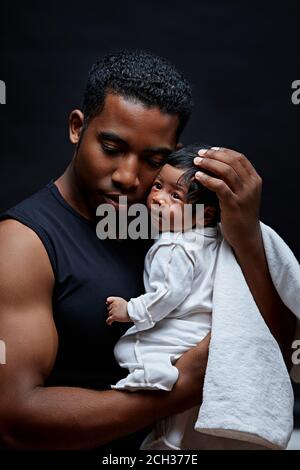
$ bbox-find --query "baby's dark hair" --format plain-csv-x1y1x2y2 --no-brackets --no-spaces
166,144,220,223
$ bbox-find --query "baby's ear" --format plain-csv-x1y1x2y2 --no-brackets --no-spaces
204,205,217,226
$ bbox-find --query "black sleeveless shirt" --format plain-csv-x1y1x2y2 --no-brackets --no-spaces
0,180,152,450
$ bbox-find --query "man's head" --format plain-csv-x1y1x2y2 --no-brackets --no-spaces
82,49,193,138
68,50,193,216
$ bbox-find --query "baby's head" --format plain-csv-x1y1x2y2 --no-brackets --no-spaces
147,144,220,232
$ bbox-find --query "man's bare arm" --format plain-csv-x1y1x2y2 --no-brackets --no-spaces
0,220,209,450
194,147,296,365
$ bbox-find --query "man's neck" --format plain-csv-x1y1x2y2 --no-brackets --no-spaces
54,165,96,222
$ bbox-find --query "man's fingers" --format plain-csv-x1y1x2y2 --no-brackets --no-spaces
197,147,255,179
106,297,115,304
195,171,235,202
193,157,242,193
106,316,114,326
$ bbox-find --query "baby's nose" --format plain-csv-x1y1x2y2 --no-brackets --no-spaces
152,197,166,206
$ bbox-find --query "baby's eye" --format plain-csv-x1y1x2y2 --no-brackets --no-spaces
153,182,162,190
171,192,181,200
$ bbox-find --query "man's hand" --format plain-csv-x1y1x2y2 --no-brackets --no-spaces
194,147,296,364
106,296,131,325
194,146,262,252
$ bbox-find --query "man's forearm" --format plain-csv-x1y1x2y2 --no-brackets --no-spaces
1,336,210,450
2,387,184,450
233,231,296,366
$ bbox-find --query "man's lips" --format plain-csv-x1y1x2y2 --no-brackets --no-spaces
102,194,134,208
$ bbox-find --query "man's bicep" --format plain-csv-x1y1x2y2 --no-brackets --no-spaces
0,220,57,393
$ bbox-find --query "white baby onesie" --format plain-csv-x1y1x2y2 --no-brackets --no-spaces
111,226,219,392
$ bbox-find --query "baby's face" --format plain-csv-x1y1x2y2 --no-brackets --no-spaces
147,164,193,232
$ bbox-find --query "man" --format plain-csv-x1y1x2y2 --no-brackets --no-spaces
0,49,295,450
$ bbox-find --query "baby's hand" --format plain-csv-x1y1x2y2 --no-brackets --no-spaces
106,296,131,325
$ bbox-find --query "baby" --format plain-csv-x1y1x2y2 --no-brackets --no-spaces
106,143,220,382
106,144,220,448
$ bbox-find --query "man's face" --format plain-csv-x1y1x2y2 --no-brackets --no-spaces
70,93,179,212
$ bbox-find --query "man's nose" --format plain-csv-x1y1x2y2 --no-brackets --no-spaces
112,155,140,190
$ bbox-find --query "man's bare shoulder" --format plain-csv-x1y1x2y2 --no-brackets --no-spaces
0,219,54,289
1,217,40,237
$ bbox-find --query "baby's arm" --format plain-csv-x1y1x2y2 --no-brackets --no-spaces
106,296,132,325
127,243,195,331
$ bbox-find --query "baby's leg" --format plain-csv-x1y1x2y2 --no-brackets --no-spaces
141,408,197,450
161,409,192,449
114,334,141,373
139,351,179,390
112,336,179,391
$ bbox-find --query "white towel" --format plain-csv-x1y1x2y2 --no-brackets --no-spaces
141,222,300,450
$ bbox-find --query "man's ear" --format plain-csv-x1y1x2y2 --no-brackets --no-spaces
204,205,217,226
176,142,183,150
69,109,85,145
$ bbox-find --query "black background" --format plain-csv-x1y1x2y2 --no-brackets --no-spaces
1,0,300,258
1,0,300,420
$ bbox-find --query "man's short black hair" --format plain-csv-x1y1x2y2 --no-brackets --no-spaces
166,144,220,222
82,49,193,137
